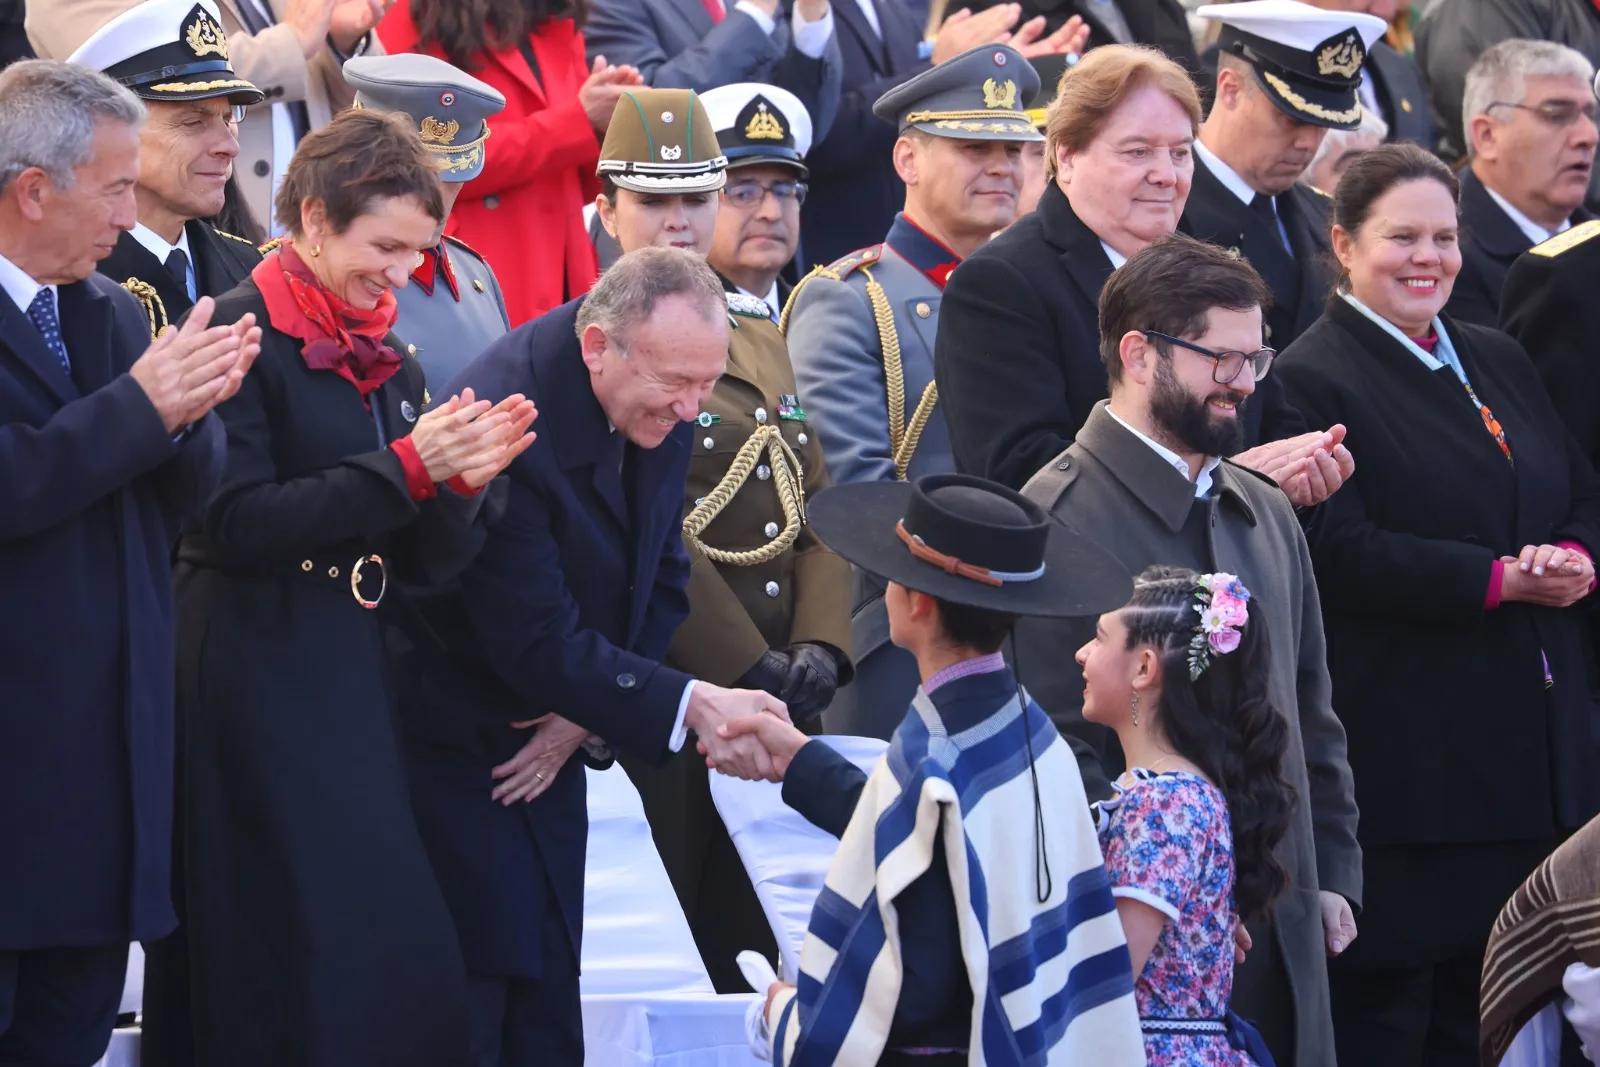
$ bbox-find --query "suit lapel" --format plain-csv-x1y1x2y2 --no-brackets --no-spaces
1038,186,1116,307
485,42,547,103
187,221,254,304
627,426,688,641
661,0,715,42
1459,169,1541,261
0,285,80,405
57,279,116,394
833,0,889,72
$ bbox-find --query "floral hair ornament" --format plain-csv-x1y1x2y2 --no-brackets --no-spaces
1188,572,1251,680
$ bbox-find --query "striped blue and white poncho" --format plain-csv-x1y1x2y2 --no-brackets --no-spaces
767,679,1146,1066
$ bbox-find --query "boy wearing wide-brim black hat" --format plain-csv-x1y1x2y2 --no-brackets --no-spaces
705,473,1147,1065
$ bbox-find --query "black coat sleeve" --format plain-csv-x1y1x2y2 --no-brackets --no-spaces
1501,250,1600,465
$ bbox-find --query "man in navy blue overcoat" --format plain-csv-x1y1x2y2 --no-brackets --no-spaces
0,59,256,1065
393,247,791,1066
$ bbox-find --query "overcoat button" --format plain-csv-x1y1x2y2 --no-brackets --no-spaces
253,159,270,177
616,673,637,689
764,581,780,598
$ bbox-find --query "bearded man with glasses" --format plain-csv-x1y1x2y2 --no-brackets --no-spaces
1017,232,1360,1067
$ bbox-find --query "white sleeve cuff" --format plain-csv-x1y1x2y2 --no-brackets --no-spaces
790,4,834,57
734,1,778,34
1111,885,1180,923
669,679,695,752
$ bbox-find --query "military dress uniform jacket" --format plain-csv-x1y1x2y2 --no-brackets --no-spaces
96,221,261,336
669,293,851,684
392,236,511,389
1501,219,1600,470
1179,154,1338,350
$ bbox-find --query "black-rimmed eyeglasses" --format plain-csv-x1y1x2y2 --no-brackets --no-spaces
1143,330,1276,384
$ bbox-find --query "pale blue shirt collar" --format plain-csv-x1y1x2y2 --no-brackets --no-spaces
1484,185,1571,246
1194,139,1256,206
1105,402,1221,498
130,222,197,301
0,248,50,316
1338,290,1471,385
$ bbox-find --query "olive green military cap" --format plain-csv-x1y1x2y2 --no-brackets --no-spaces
597,87,728,194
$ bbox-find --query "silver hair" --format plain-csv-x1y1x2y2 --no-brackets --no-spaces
574,246,727,353
1463,39,1595,137
1307,104,1390,174
0,60,145,193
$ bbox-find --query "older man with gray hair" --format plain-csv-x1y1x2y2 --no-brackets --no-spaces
0,59,257,1065
393,246,794,1061
1448,38,1598,326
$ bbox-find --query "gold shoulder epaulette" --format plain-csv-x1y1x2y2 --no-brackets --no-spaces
257,237,283,254
1305,183,1331,199
214,227,255,245
1530,218,1600,258
777,245,883,334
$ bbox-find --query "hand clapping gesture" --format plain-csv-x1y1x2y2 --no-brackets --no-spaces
408,387,537,488
1231,424,1355,508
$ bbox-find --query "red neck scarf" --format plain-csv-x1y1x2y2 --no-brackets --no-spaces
252,240,402,401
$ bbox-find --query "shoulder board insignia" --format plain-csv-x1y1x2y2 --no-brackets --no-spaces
443,234,486,260
1305,183,1331,199
1530,218,1600,258
825,243,884,280
725,290,772,319
257,237,283,254
213,227,255,245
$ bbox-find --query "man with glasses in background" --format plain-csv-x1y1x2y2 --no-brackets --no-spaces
68,0,265,337
1446,39,1596,326
781,44,1042,738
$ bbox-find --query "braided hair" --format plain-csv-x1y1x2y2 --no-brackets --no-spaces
1120,565,1295,921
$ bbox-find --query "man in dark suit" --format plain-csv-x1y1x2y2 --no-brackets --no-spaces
1448,39,1596,326
966,0,1198,72
584,0,844,148
67,0,265,336
0,59,256,1066
395,247,791,1064
1183,1,1387,351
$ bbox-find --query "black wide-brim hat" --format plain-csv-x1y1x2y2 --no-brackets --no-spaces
807,474,1131,618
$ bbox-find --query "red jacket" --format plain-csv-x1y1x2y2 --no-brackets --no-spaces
379,3,602,326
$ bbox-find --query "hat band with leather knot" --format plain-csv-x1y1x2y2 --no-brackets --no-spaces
896,520,1046,587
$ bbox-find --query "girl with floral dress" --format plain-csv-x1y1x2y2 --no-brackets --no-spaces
1075,566,1297,1066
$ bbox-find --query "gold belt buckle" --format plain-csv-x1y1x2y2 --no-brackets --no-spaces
351,554,386,609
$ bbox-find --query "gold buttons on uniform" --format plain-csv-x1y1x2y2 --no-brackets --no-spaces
915,302,931,319
473,279,486,293
757,465,771,480
754,407,768,425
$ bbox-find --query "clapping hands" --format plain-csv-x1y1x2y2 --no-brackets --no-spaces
1231,424,1355,507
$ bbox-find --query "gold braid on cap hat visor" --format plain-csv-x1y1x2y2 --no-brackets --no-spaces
1260,71,1361,125
904,108,1032,124
145,77,257,93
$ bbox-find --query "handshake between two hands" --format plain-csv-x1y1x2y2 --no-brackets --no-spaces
687,683,810,784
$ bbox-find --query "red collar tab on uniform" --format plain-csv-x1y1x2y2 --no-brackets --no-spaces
410,244,461,302
886,213,962,290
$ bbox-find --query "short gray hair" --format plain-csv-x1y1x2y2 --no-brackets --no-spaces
1307,104,1390,174
0,60,145,193
1463,39,1595,135
575,246,727,351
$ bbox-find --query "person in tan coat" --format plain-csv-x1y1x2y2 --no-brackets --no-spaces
27,0,384,233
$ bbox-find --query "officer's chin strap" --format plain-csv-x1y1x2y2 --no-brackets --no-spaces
1009,627,1053,905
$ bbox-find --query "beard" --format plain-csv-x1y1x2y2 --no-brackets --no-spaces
1148,353,1247,459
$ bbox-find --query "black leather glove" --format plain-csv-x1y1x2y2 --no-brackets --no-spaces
780,642,841,721
736,648,792,698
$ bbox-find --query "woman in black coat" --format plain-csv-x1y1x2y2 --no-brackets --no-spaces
1275,143,1600,1067
158,111,535,1066
934,43,1317,495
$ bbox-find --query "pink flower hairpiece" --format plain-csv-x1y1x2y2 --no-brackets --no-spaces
1187,572,1251,680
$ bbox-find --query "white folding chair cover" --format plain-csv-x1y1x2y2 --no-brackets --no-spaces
580,763,762,1066
708,735,888,982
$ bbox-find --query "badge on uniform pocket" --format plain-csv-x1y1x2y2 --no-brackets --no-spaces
778,394,807,422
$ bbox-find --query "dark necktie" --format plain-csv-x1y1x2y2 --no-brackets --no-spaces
26,288,71,374
1250,193,1291,254
165,247,191,296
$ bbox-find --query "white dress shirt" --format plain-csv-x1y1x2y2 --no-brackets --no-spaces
1101,241,1127,269
734,0,835,58
0,248,49,318
1194,139,1292,251
1105,402,1221,499
129,222,197,302
1485,185,1572,246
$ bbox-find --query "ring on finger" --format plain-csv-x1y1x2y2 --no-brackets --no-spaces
535,771,546,783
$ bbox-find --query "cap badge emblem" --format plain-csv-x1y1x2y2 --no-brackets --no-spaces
661,144,683,160
993,50,1008,66
745,101,785,140
1316,34,1363,79
439,91,456,106
661,110,675,123
982,78,1017,110
419,116,460,145
183,8,229,59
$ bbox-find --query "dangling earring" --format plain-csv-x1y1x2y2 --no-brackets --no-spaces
309,244,321,258
1130,692,1140,728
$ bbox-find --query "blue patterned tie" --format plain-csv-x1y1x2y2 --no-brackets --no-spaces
26,288,71,375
